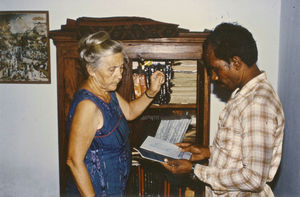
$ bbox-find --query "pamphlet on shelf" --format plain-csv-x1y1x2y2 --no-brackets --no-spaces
154,116,192,143
134,136,192,163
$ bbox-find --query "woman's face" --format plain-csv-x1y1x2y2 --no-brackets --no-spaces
92,52,124,91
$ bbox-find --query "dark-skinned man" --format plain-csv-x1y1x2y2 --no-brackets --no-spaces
162,23,284,197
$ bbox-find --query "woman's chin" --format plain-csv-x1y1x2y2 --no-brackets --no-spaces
108,85,118,91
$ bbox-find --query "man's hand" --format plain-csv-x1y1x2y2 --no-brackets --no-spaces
161,159,193,174
176,143,210,161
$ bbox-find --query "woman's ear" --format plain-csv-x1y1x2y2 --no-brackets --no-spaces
86,65,95,76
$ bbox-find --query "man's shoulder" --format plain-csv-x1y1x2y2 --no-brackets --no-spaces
254,79,276,98
249,79,283,111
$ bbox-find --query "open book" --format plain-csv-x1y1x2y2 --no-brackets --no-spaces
134,136,192,163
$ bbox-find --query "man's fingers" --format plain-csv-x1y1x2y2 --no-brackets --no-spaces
162,159,176,173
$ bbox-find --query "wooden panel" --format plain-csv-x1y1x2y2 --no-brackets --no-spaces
56,44,86,193
149,104,196,109
197,60,211,146
122,40,204,60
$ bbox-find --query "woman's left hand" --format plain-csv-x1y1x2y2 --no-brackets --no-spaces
147,71,165,97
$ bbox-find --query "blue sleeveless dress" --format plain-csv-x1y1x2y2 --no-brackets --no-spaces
65,89,131,197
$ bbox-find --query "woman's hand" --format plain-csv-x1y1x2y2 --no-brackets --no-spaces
116,70,165,120
176,143,210,161
146,70,165,97
162,159,193,174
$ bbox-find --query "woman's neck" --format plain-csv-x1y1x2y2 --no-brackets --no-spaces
84,77,111,102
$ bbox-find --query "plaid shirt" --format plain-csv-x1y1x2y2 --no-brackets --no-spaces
194,72,284,196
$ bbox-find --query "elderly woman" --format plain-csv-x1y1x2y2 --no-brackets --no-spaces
65,31,165,197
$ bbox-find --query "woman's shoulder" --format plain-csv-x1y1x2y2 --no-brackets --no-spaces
75,99,99,114
70,89,100,110
73,89,96,100
77,88,91,95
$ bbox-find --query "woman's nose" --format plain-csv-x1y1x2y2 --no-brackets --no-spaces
115,69,123,79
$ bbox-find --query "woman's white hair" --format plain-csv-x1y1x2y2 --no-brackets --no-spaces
79,31,127,71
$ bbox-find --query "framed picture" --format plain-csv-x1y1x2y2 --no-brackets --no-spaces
0,11,50,83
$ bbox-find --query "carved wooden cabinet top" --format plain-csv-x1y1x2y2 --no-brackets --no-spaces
50,16,188,42
50,16,209,43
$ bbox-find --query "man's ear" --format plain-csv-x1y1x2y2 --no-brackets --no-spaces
231,56,242,71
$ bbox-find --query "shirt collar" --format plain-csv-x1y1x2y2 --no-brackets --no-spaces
231,71,266,99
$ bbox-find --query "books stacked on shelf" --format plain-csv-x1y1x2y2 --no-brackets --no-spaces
132,60,172,104
127,157,186,197
170,60,197,104
182,129,196,143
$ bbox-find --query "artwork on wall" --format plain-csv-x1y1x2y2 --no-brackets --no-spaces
0,11,50,83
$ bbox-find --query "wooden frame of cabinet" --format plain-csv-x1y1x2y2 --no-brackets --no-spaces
50,17,210,196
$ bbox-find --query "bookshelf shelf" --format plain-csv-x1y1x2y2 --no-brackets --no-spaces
150,104,196,109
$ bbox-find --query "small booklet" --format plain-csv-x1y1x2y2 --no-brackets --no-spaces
154,116,192,143
134,136,192,163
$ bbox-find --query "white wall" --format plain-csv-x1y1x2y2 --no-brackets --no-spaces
274,0,300,196
0,0,281,196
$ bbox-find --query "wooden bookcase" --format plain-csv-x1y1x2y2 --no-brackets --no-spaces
50,17,210,196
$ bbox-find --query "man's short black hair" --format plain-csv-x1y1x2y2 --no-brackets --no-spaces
204,23,258,67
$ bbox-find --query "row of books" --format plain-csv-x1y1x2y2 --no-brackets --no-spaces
132,60,197,105
127,160,186,196
170,60,197,104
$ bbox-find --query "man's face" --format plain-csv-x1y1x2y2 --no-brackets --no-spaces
205,45,240,91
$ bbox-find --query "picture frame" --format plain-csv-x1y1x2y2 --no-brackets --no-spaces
0,11,50,83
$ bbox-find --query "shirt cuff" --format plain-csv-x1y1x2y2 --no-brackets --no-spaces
194,163,209,182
